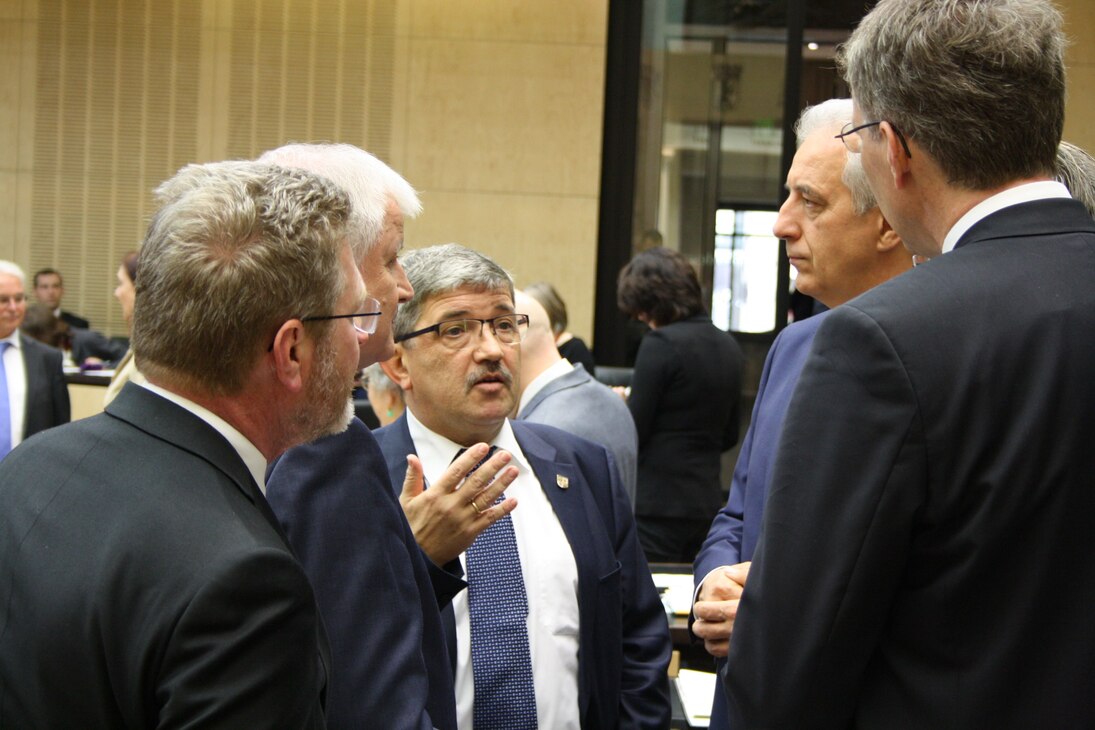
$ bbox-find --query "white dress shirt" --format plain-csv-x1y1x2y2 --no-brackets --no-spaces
406,409,581,730
139,382,269,493
942,180,1072,253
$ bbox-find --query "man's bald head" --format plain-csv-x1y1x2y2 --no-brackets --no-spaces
515,289,561,389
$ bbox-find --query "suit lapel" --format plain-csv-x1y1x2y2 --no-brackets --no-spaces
957,197,1095,249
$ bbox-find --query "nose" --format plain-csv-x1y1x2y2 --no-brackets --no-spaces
472,324,505,361
772,197,799,242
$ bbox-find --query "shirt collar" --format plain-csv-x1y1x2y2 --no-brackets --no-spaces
518,358,574,413
137,381,269,494
405,407,528,488
1,331,20,348
942,180,1072,253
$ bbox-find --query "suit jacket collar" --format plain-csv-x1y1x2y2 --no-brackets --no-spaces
957,197,1095,250
519,363,593,417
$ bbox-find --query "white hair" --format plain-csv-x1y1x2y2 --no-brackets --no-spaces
794,99,877,216
0,260,27,285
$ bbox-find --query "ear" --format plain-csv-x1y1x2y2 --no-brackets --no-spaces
882,121,912,189
380,344,413,392
269,319,309,393
875,215,904,253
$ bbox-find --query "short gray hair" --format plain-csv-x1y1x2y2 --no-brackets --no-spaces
363,361,401,396
257,143,421,266
133,161,351,395
795,99,877,216
393,244,514,341
839,0,1065,190
1056,141,1095,218
0,260,26,285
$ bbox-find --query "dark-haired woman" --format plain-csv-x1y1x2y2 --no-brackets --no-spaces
617,247,744,564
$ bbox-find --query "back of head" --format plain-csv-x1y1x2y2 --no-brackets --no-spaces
393,244,514,340
257,143,421,264
21,303,69,349
1055,141,1095,217
839,0,1064,189
617,247,705,326
796,98,877,215
523,281,567,336
133,161,351,395
514,289,559,365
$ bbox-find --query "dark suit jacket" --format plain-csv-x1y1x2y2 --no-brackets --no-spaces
0,383,330,728
59,309,89,330
71,328,128,365
266,417,459,730
375,416,672,730
726,198,1095,727
628,315,744,518
692,311,827,729
18,333,70,438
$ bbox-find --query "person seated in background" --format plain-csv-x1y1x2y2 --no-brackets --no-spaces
523,281,596,376
514,288,639,508
33,268,90,330
617,247,744,564
0,261,70,461
363,361,404,427
690,98,914,730
104,250,145,405
21,304,127,368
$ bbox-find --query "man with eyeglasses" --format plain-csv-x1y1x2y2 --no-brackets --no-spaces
261,144,517,730
374,243,671,730
723,0,1095,727
0,260,70,462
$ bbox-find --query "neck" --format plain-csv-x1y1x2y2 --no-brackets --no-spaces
917,175,1053,255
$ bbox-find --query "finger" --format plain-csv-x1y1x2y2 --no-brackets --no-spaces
462,450,514,491
704,638,730,658
725,561,751,587
693,600,729,622
434,443,492,494
400,454,426,508
478,496,518,524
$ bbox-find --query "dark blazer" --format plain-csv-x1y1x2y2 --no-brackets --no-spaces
628,315,744,518
18,333,70,438
0,383,330,728
59,309,89,330
692,311,827,729
266,417,460,730
375,416,672,730
726,198,1095,728
71,328,128,365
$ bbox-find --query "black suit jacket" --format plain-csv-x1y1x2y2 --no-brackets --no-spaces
375,417,672,730
266,417,459,730
628,315,744,518
0,383,330,728
18,333,70,438
59,310,89,330
726,198,1095,727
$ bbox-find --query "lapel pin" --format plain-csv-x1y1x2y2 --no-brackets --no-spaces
556,475,570,490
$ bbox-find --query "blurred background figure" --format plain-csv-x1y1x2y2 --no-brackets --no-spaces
524,281,596,376
514,288,639,507
617,247,744,564
1,260,70,462
363,361,404,427
21,304,126,368
104,251,145,405
33,268,89,330
1056,141,1095,216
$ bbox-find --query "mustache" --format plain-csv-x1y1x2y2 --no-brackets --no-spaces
464,363,513,392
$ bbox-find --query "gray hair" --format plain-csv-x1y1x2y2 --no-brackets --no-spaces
257,143,421,266
363,361,401,396
133,161,351,395
393,244,514,341
795,98,877,216
0,260,26,285
1056,141,1095,218
838,0,1065,190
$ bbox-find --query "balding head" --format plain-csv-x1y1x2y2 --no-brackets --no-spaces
515,289,561,390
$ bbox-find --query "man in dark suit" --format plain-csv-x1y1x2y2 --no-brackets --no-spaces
0,162,366,727
0,261,69,462
261,143,516,730
33,267,90,330
376,243,670,729
725,0,1095,726
689,98,912,729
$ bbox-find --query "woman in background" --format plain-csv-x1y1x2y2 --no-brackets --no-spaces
617,247,744,564
364,361,404,427
103,251,144,405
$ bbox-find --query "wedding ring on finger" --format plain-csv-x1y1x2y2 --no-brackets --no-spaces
470,498,485,515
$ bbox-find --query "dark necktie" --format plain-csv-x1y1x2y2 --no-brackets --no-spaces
459,446,538,729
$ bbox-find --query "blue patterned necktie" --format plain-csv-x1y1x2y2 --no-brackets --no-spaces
460,446,538,729
0,341,11,461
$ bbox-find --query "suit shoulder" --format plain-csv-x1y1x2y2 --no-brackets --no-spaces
19,334,64,363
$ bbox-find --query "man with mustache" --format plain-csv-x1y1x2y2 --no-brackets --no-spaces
374,243,671,730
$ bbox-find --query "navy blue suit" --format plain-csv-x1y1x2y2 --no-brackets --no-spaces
727,198,1095,727
266,417,459,730
375,416,672,730
692,311,827,729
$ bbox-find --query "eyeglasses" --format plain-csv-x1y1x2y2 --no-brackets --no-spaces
395,313,530,350
836,120,912,159
301,296,383,335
